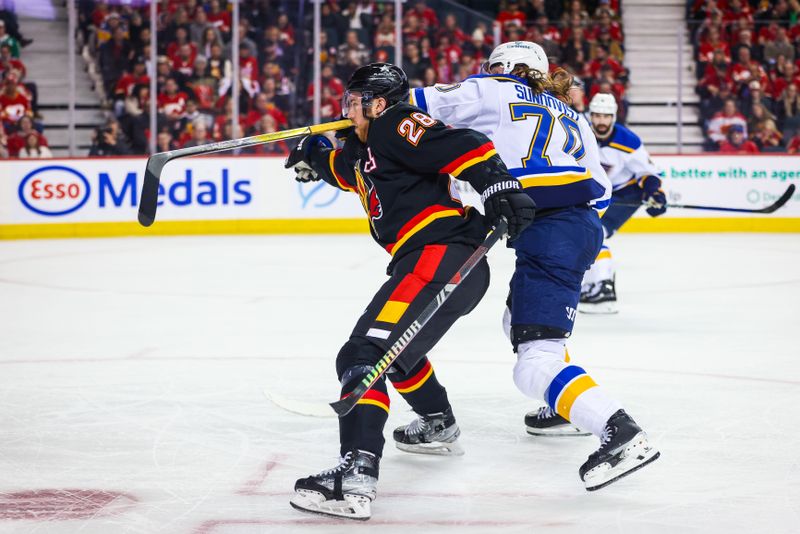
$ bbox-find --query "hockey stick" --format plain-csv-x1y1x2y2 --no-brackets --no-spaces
264,389,336,418
329,217,508,417
613,184,795,214
137,118,353,227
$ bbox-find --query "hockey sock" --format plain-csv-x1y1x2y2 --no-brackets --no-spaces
515,339,622,438
338,368,390,458
581,245,614,290
389,356,451,415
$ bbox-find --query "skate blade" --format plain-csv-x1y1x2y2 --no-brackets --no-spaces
396,440,465,456
578,301,618,314
290,490,371,520
584,432,660,491
526,425,592,437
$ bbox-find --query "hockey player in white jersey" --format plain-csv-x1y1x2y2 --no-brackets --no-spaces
580,93,667,314
401,41,659,491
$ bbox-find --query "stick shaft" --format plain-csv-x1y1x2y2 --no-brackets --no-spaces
614,184,795,215
329,219,508,417
137,119,353,227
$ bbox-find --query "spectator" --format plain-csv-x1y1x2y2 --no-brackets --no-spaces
374,14,396,50
189,8,211,45
319,86,342,120
764,27,794,64
402,14,427,44
207,0,231,35
99,26,133,95
403,41,431,85
336,30,370,80
120,84,150,154
707,97,748,146
306,64,345,104
0,72,30,130
18,132,52,158
181,119,211,148
437,13,469,45
158,77,189,128
748,103,782,150
239,43,260,97
497,0,527,35
463,29,493,64
740,80,774,117
0,121,7,159
777,82,800,124
7,115,47,157
89,119,132,156
407,1,439,32
0,19,20,58
718,124,759,153
226,22,258,59
0,42,23,79
251,114,288,155
207,43,232,88
785,131,800,153
157,129,177,152
199,26,223,60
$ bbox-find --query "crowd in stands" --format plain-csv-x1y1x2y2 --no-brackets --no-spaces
692,0,800,153
0,10,46,159
75,0,629,156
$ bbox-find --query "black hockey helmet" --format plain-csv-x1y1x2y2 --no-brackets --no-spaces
342,63,409,118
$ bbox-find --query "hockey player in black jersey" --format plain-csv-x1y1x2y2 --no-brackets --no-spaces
284,63,535,520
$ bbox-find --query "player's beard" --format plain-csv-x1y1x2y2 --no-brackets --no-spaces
593,123,611,138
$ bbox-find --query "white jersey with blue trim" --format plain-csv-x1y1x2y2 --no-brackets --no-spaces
595,123,663,192
411,74,611,210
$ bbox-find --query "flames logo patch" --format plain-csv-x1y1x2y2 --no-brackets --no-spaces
355,165,383,229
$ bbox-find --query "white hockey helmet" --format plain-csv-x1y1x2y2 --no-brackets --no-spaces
589,92,618,121
484,41,548,76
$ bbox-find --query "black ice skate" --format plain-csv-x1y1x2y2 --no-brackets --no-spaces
579,409,660,491
393,407,464,456
524,405,591,436
579,278,618,314
290,449,379,520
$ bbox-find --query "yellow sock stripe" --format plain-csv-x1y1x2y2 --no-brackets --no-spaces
555,375,598,420
595,249,612,261
356,398,390,413
393,365,434,394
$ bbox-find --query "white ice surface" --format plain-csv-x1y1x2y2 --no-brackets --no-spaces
0,233,799,533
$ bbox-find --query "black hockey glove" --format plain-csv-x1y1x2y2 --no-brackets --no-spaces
640,175,667,217
284,134,333,182
481,180,536,241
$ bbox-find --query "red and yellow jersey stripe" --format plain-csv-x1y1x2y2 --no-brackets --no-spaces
439,141,498,178
385,206,464,256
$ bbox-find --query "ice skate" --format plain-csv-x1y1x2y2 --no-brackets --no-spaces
524,405,591,436
579,278,618,314
290,449,379,520
580,409,659,491
393,407,464,456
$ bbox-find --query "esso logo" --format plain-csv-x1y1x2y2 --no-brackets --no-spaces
18,166,91,216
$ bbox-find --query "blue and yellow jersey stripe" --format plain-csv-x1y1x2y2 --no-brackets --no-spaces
509,166,607,209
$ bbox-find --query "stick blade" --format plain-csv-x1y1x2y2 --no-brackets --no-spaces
329,396,356,417
138,154,169,227
761,184,796,214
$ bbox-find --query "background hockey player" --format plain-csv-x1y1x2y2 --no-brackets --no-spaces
580,93,667,313
409,41,660,491
284,63,534,520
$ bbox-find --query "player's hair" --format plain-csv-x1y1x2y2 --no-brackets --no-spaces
511,66,573,104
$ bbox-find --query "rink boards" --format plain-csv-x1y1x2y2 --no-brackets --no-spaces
0,154,798,239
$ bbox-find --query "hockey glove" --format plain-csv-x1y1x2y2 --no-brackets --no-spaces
284,134,333,182
639,175,667,217
481,180,536,241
